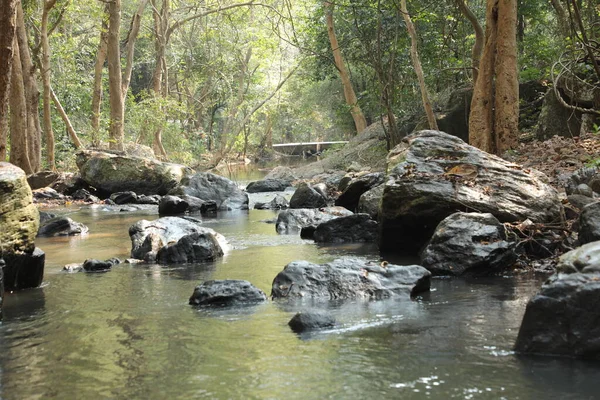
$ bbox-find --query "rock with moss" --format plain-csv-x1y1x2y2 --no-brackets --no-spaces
380,131,563,254
76,150,192,195
0,162,39,253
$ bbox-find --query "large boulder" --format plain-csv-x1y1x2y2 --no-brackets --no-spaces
380,131,563,254
357,184,384,220
271,258,431,300
172,172,248,210
313,214,378,243
579,202,600,245
189,280,267,307
129,216,226,263
289,182,327,209
37,216,89,237
535,89,583,140
0,162,39,253
157,232,224,264
245,178,291,193
420,212,517,276
275,207,353,234
27,170,60,190
335,172,385,212
515,241,600,359
76,150,192,195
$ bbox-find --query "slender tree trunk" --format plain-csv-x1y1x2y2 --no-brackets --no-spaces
91,4,109,147
0,0,18,160
151,0,168,159
469,0,519,154
400,0,438,130
550,0,570,38
455,0,484,83
9,37,33,174
107,0,124,151
122,0,148,99
50,87,82,148
324,1,367,134
16,4,41,171
41,0,57,170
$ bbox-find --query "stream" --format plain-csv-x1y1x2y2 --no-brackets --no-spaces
1,168,598,399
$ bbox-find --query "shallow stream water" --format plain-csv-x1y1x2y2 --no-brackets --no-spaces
1,170,599,399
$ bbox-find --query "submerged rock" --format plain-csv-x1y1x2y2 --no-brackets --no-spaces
275,207,353,234
271,258,430,300
379,130,563,254
189,280,267,307
38,216,89,237
288,311,336,333
420,212,517,276
83,259,114,272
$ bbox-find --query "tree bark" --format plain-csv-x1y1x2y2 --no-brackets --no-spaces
400,0,438,130
16,3,41,171
51,87,82,149
107,0,124,151
0,0,17,160
455,0,484,83
151,0,168,159
41,0,57,170
122,0,149,98
90,4,109,147
9,37,33,174
549,0,570,38
324,1,367,134
469,0,519,154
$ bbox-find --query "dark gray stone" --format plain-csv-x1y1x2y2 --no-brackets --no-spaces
420,212,517,276
313,214,378,243
275,207,353,234
357,184,384,220
32,187,64,201
335,173,385,212
110,191,138,204
289,183,327,209
565,166,600,195
136,194,161,205
579,202,600,245
556,240,600,274
157,232,224,264
159,195,189,215
27,171,60,190
83,259,113,272
568,194,597,210
173,172,248,210
39,211,57,225
288,311,336,333
246,178,291,193
380,130,562,254
3,247,45,290
38,217,89,237
271,258,430,300
254,195,289,210
189,280,267,307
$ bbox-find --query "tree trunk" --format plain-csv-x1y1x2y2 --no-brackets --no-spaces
122,0,148,99
456,0,484,83
107,0,124,151
16,4,41,171
400,0,438,130
91,4,109,147
324,1,367,134
549,0,570,39
151,0,168,159
9,37,33,174
41,0,57,170
0,0,17,160
51,87,82,149
469,0,519,154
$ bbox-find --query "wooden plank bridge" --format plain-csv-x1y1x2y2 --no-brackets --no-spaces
272,141,349,156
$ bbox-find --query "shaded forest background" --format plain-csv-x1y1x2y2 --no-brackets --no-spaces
0,0,598,172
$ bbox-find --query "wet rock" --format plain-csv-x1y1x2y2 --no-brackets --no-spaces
0,162,39,254
246,178,291,193
39,211,57,225
38,216,89,237
271,258,431,300
515,271,600,359
357,184,384,220
129,216,226,263
335,173,385,212
289,182,328,209
82,259,113,272
3,248,45,290
172,172,248,210
313,214,378,243
254,194,289,210
579,202,600,245
275,207,353,234
159,195,189,215
189,280,267,307
157,232,224,264
288,311,336,333
380,131,562,254
181,195,215,214
76,149,192,195
420,212,517,276
110,191,139,204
